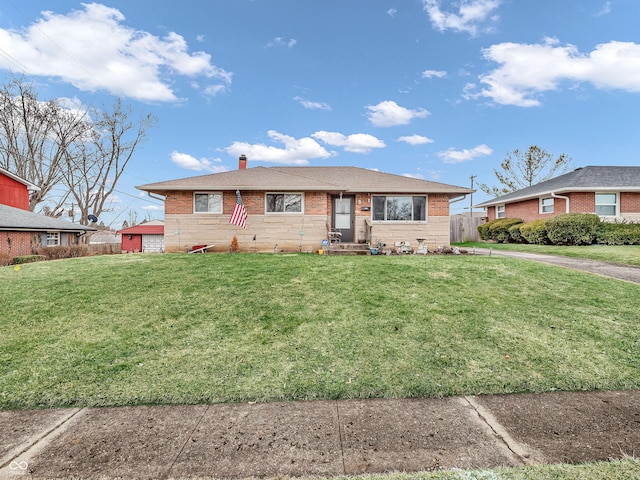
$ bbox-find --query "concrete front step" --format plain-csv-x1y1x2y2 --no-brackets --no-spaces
325,243,371,255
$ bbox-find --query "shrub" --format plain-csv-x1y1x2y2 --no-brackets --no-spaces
508,223,523,243
13,255,46,264
477,221,492,240
596,221,640,245
520,219,548,245
488,218,524,243
545,213,600,245
0,253,12,267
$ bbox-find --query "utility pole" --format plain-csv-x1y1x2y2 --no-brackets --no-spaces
470,175,476,217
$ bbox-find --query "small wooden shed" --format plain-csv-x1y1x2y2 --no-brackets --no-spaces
117,220,164,253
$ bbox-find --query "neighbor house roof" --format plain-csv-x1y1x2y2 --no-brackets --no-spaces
117,221,164,235
0,204,96,232
0,167,41,192
475,166,640,208
137,166,473,196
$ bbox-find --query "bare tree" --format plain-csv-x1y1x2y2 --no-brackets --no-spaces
478,145,573,197
62,99,157,225
0,75,90,210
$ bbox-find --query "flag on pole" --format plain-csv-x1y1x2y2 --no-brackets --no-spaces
229,190,248,229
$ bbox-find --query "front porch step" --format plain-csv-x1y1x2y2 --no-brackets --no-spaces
325,243,371,255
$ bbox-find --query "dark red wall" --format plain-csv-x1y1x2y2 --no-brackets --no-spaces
121,234,143,252
0,173,30,210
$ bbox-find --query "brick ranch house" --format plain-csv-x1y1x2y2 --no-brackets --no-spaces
475,166,640,223
0,168,94,258
137,157,473,253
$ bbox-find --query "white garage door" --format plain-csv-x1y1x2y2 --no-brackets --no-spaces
142,234,164,253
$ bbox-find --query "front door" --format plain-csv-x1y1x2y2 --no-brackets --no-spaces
332,195,354,242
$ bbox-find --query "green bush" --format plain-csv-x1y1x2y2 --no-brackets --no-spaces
508,223,523,243
477,221,492,240
13,255,46,264
488,218,524,243
546,213,600,245
596,221,640,245
520,219,549,244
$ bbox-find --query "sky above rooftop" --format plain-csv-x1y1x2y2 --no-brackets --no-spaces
1,0,638,226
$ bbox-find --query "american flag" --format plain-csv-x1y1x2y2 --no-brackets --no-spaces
229,190,248,229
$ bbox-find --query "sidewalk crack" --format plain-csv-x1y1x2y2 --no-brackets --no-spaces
163,405,209,480
335,401,347,475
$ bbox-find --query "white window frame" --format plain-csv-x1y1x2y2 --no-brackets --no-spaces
265,192,304,214
46,232,60,246
595,192,618,217
540,197,554,214
194,192,223,214
496,205,505,219
371,195,427,222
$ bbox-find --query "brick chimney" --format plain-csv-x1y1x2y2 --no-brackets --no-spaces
239,154,247,170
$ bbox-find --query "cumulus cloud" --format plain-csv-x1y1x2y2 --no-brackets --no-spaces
366,100,429,127
171,151,227,172
423,0,502,35
312,131,386,154
0,3,231,102
470,38,640,107
421,69,447,79
266,37,297,48
226,130,333,165
397,134,434,145
294,96,331,110
437,144,492,164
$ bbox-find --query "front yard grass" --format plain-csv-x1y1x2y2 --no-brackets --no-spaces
455,242,640,266
1,253,639,409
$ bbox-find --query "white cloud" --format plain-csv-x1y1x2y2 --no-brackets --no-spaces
226,130,333,165
595,1,612,16
266,37,297,48
402,173,424,179
387,8,397,17
474,39,640,107
437,144,492,164
142,205,164,211
171,151,227,172
294,96,331,110
397,134,434,145
423,0,502,36
312,131,386,154
422,69,447,79
0,3,231,102
366,100,429,127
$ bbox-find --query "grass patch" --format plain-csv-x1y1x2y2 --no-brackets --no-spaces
455,242,640,266
1,253,639,409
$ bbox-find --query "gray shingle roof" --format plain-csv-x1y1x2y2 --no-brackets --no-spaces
475,166,640,208
0,204,96,232
137,166,473,195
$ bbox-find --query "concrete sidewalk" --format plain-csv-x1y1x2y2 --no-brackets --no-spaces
472,248,640,284
1,390,639,479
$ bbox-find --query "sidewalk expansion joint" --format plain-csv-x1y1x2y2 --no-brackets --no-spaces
334,401,347,475
463,396,535,466
163,404,210,480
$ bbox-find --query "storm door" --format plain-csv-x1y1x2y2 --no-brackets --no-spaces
332,195,354,242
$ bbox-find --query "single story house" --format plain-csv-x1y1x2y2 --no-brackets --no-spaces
475,166,640,223
0,167,94,258
117,220,164,253
136,156,473,253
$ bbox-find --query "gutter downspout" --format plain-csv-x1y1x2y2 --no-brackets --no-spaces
551,192,570,213
147,192,165,202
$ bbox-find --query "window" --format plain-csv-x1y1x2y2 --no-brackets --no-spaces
266,193,303,213
540,197,554,214
595,193,617,216
46,232,60,246
194,193,222,213
372,196,426,221
496,205,505,219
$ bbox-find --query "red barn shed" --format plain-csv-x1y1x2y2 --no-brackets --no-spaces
118,220,164,253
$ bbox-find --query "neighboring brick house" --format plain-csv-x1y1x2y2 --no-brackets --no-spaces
136,157,473,253
117,220,164,253
475,166,640,223
0,168,95,258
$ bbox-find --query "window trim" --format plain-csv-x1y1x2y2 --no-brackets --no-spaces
496,205,505,219
265,192,304,214
193,192,223,214
371,195,427,222
46,232,60,247
595,192,618,217
539,197,554,214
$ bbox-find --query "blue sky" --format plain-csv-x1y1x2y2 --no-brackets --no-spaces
1,0,639,226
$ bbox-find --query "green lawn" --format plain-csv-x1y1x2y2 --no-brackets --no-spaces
1,253,639,409
455,242,640,266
